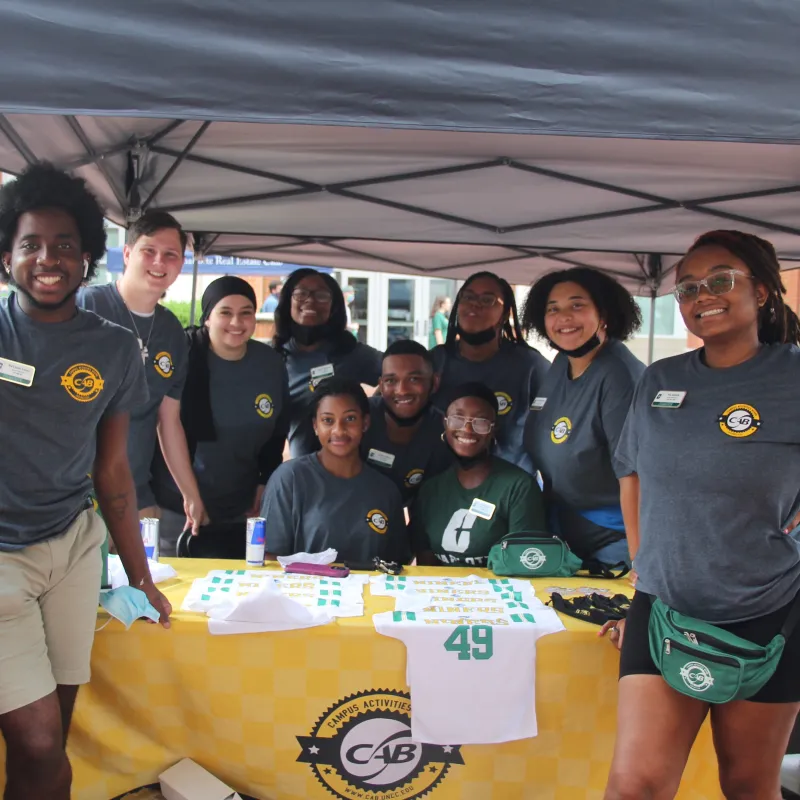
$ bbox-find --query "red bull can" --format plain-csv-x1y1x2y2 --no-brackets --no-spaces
140,517,160,561
246,517,266,566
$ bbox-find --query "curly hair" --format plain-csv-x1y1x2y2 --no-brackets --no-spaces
272,268,356,355
0,162,106,282
445,271,527,350
681,230,800,346
312,376,370,418
521,267,642,342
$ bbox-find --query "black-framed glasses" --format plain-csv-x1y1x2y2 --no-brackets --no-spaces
460,290,503,309
292,288,333,304
673,269,753,303
444,415,495,435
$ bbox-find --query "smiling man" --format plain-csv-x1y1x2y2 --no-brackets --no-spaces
79,211,206,533
0,163,171,800
360,340,451,505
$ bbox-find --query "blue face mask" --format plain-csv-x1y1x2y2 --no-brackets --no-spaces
98,586,161,631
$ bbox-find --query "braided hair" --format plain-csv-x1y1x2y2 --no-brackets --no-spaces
445,271,527,350
684,231,800,346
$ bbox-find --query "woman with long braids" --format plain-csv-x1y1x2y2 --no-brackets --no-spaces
273,268,383,458
602,230,800,799
431,271,549,473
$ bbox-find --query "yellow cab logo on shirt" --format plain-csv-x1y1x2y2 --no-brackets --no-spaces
153,351,174,379
366,508,389,534
718,403,761,438
495,391,513,416
255,393,274,419
297,689,463,800
404,468,425,489
61,363,105,403
550,416,572,444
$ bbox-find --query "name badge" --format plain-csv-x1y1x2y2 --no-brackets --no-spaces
367,449,396,468
530,396,547,411
468,498,496,521
651,390,686,409
310,363,335,381
0,356,35,387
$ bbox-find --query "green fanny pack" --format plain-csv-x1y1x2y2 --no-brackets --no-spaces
648,595,800,703
487,532,628,579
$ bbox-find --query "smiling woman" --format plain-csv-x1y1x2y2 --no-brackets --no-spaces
259,377,410,565
151,276,291,558
521,268,644,567
603,230,800,799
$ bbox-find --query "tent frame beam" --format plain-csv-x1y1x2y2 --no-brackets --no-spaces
0,115,36,164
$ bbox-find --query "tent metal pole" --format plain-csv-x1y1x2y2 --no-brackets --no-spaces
189,234,202,326
647,289,657,365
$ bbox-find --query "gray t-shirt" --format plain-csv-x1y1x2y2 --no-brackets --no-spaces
360,397,453,505
0,294,147,549
431,341,549,473
153,340,290,520
283,339,382,457
616,344,800,623
79,283,188,508
260,453,409,563
524,340,645,559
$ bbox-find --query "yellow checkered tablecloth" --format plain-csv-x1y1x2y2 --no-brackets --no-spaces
1,561,721,800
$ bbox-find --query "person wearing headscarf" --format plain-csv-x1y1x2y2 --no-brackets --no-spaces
521,267,645,566
411,382,546,567
273,268,383,457
431,271,549,474
153,276,289,557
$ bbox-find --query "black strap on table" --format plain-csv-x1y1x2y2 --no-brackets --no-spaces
549,592,629,627
579,559,630,580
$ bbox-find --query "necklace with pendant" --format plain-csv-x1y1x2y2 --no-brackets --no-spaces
124,304,156,364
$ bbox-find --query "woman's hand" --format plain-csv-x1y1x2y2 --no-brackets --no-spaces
783,510,800,536
628,569,638,588
247,485,266,519
599,618,626,651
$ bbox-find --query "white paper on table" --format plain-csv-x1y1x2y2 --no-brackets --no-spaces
107,554,177,589
277,548,338,568
207,580,333,635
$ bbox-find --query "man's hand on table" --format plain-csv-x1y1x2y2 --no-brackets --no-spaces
141,580,173,629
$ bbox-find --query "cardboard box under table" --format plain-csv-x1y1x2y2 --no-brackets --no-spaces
0,561,722,799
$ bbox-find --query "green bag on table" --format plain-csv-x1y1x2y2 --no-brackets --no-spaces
648,596,800,703
487,532,583,577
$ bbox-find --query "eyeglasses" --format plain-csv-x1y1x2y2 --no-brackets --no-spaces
460,291,503,309
444,415,495,435
292,289,333,304
673,269,753,303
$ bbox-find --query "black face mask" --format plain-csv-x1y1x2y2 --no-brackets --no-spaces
443,436,492,470
549,326,603,358
456,325,498,347
382,398,430,428
291,320,335,347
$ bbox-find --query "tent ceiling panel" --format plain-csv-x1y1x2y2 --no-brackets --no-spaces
1,1,800,145
1,115,799,292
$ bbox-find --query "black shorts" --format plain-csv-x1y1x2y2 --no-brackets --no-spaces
619,590,800,703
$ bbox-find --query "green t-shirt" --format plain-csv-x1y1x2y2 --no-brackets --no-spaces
428,311,449,349
411,456,546,567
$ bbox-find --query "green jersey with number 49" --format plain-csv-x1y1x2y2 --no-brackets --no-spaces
410,456,546,566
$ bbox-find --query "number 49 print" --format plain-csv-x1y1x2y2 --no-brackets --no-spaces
443,625,494,660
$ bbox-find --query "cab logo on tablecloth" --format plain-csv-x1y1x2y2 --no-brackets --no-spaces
297,689,464,800
153,351,174,379
366,509,388,534
495,391,513,415
61,363,104,403
255,393,274,419
718,403,761,438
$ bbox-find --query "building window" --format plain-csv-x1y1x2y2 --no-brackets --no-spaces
635,295,683,338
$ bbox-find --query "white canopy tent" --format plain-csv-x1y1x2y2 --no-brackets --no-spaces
1,0,799,354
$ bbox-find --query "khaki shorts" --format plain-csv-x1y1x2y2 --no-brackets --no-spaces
0,509,105,715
